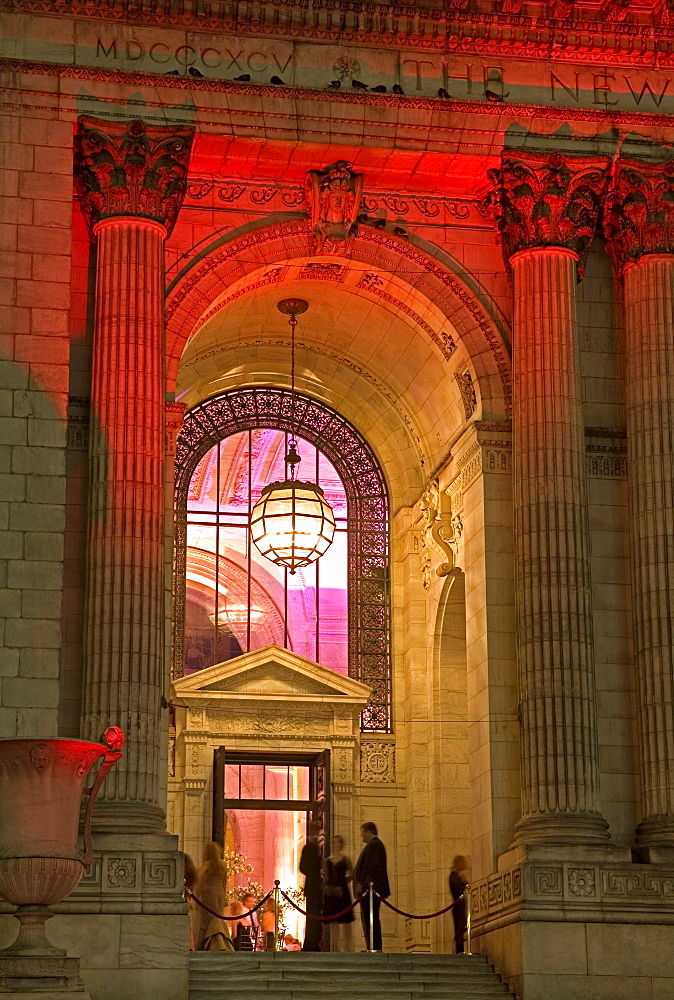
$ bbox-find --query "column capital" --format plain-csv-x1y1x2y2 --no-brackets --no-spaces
604,156,674,274
74,116,194,238
484,150,611,277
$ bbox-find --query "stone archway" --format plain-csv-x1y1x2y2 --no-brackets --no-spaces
174,386,392,733
164,219,511,421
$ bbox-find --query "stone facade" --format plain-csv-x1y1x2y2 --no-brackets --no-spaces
1,2,674,999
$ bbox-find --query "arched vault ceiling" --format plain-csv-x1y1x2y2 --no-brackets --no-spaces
179,263,477,508
172,225,511,509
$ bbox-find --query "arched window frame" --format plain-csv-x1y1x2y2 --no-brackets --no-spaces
173,387,392,733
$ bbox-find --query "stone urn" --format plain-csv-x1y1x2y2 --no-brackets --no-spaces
0,727,123,959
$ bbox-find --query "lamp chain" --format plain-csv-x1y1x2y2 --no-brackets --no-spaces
289,311,298,481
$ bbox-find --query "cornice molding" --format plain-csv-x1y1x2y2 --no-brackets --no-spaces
6,58,674,133
3,0,674,58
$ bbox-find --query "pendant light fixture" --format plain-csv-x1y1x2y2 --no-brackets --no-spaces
250,298,336,574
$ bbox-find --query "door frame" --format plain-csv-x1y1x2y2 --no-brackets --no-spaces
213,748,331,848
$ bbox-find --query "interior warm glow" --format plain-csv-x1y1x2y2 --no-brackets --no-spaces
185,429,348,674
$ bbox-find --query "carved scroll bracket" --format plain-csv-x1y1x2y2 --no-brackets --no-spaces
418,478,463,589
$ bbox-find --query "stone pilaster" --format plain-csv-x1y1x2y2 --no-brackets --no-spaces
604,154,674,850
487,150,611,844
75,117,194,833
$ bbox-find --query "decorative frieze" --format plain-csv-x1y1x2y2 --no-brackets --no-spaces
186,178,483,228
75,116,194,236
68,850,184,908
205,710,330,736
471,859,674,929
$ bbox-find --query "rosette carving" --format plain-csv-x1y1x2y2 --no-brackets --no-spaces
75,116,194,236
484,150,610,276
604,156,674,273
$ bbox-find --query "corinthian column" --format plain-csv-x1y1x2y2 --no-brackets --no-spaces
487,150,611,844
605,153,674,851
75,117,194,833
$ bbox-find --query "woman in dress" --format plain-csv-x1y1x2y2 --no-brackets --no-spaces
193,842,234,951
322,835,354,952
183,854,198,950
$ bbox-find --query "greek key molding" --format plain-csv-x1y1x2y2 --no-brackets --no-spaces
143,858,178,889
471,860,674,927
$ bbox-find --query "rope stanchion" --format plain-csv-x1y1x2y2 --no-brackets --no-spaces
279,888,366,922
368,883,375,953
273,880,280,951
374,890,466,920
186,887,274,922
465,888,472,955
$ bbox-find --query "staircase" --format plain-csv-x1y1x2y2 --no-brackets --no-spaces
189,952,516,1000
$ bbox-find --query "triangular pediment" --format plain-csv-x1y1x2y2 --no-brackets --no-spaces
171,644,371,706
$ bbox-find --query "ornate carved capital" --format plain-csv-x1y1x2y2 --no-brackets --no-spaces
484,150,610,276
74,116,195,237
603,156,674,273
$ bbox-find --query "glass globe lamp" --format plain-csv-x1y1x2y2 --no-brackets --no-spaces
250,477,336,574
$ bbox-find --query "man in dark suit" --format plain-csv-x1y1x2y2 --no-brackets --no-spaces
299,820,323,951
353,821,390,951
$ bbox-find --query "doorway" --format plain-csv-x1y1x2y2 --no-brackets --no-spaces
213,749,330,940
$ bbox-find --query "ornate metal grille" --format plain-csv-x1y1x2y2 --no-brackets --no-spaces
173,387,391,733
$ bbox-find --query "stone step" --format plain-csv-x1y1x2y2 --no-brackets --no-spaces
191,976,508,991
188,952,515,1000
193,972,502,984
189,987,512,997
189,954,493,969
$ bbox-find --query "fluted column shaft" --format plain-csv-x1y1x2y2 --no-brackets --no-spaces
82,217,167,831
512,247,608,844
623,256,674,846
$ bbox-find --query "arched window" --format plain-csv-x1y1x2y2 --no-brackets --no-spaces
173,387,391,732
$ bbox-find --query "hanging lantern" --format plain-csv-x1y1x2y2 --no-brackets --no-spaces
249,298,336,574
250,477,335,574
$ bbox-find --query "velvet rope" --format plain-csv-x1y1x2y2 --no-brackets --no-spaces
374,889,465,920
186,887,274,921
187,884,465,924
280,888,367,922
